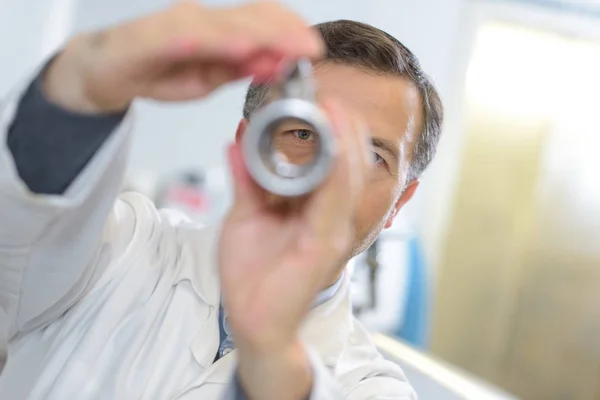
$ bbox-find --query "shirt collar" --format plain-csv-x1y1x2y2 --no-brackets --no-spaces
313,271,346,307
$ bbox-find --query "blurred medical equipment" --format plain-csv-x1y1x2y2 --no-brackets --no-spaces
374,334,520,400
152,167,231,225
354,239,380,315
351,231,430,348
351,230,431,344
242,58,336,197
396,236,430,348
155,170,208,218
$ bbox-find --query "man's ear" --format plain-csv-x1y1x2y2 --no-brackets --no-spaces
235,118,249,144
384,179,420,229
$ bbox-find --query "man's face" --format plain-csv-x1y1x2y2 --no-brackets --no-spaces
237,62,423,264
313,63,423,260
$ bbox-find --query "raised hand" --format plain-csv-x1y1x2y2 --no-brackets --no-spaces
219,98,372,400
43,1,323,113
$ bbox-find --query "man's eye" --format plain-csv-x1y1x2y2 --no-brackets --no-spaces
372,152,385,165
291,129,316,141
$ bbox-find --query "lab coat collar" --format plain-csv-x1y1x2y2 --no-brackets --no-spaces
173,223,223,308
199,271,354,385
174,221,353,382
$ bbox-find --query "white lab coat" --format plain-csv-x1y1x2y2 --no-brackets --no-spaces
0,70,416,400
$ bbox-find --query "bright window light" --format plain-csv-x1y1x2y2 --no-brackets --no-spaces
466,23,570,120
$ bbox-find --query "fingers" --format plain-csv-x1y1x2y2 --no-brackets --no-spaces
97,1,323,102
226,142,267,218
224,2,324,59
237,51,286,83
147,62,245,99
155,1,323,66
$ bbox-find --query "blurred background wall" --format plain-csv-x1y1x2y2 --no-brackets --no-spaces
431,3,600,400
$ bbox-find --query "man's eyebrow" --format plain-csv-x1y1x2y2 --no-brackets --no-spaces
371,137,399,162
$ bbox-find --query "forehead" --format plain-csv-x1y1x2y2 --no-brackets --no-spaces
313,62,423,147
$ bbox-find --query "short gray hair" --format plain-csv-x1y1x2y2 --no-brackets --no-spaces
243,20,444,183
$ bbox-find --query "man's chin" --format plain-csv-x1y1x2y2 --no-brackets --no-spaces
352,228,383,258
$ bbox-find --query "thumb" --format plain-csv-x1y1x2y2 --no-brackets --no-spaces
226,142,265,217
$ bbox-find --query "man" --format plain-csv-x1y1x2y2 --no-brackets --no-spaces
0,1,443,399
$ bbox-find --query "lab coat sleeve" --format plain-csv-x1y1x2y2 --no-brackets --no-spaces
341,321,418,399
343,358,418,400
304,348,417,400
0,65,134,339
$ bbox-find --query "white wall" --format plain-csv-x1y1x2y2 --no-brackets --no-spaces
422,0,600,276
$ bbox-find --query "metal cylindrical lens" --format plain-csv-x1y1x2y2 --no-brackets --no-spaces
242,98,335,197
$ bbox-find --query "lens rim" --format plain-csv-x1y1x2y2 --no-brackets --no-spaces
243,98,336,197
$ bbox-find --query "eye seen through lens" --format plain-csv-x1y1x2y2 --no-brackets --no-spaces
260,118,321,178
